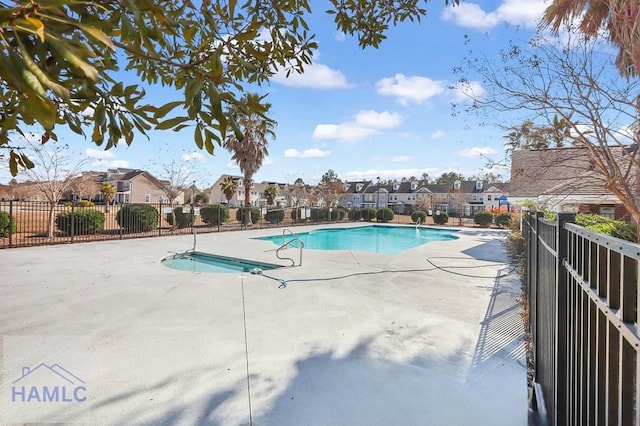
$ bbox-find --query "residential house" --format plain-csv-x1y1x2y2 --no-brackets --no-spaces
100,168,183,204
339,181,372,209
209,174,289,207
509,147,632,220
483,183,511,213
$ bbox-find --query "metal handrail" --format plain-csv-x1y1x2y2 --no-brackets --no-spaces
282,228,295,246
276,238,304,266
415,217,422,228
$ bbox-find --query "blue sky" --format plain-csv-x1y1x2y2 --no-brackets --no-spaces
3,0,551,188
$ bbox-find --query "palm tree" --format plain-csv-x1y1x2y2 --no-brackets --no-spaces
264,185,278,207
224,93,276,225
220,176,239,204
101,182,115,211
544,0,640,77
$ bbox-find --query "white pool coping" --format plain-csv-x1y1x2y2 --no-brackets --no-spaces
0,223,527,425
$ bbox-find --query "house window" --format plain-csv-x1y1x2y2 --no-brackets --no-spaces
144,194,151,203
487,195,492,201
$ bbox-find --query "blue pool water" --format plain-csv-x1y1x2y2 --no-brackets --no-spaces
255,225,459,255
162,251,282,273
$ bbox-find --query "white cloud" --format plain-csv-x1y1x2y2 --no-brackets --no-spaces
284,148,331,158
334,32,346,42
376,74,446,106
457,146,497,158
391,156,412,163
451,80,486,102
85,148,114,160
430,130,446,140
313,110,403,143
441,0,548,30
226,162,239,170
181,152,205,162
344,168,438,182
272,63,351,89
90,159,129,168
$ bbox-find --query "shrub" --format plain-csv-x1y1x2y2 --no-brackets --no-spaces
264,209,285,224
309,208,327,221
0,211,16,237
362,208,377,222
495,212,513,228
235,207,261,224
56,209,105,235
166,207,195,228
411,210,427,223
78,200,94,207
433,212,449,225
117,204,159,232
200,204,229,225
376,208,394,223
576,214,636,242
336,208,346,221
474,210,493,228
347,209,362,221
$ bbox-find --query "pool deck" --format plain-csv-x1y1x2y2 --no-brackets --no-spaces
0,223,527,425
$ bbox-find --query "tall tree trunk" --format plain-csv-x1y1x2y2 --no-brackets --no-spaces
47,201,56,238
243,177,253,226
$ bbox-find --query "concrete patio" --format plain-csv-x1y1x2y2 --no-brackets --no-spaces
0,224,527,425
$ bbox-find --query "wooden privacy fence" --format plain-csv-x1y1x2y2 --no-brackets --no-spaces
524,212,639,425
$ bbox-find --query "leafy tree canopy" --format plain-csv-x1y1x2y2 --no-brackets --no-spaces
0,0,458,175
435,172,466,185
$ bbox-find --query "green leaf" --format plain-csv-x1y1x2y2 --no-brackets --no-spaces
156,116,190,130
194,126,203,149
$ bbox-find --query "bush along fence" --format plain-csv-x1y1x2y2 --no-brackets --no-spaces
0,201,412,249
523,212,639,425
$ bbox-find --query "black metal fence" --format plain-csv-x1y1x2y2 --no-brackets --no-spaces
0,201,414,249
523,212,639,425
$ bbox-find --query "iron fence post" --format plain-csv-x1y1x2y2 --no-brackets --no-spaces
555,212,575,425
8,200,13,248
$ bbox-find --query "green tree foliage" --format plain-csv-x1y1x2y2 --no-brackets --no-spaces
264,185,278,206
220,176,239,204
411,210,427,223
224,93,275,214
116,204,158,232
376,207,394,223
165,207,194,229
362,208,377,222
1,1,456,174
435,172,465,185
575,214,636,242
0,211,16,237
494,212,513,228
433,212,449,225
200,204,229,226
474,210,493,228
235,206,261,224
264,209,285,224
56,209,105,235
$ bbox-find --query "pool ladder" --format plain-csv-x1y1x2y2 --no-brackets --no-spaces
277,229,304,266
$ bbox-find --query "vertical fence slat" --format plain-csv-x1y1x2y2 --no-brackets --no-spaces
525,212,639,426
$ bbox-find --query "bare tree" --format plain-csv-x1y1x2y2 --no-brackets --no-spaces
457,31,640,239
22,140,86,238
155,159,196,230
71,173,102,201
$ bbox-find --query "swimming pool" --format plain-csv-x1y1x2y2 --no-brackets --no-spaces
162,251,282,273
255,225,459,255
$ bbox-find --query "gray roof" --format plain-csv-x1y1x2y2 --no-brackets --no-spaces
509,147,635,197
